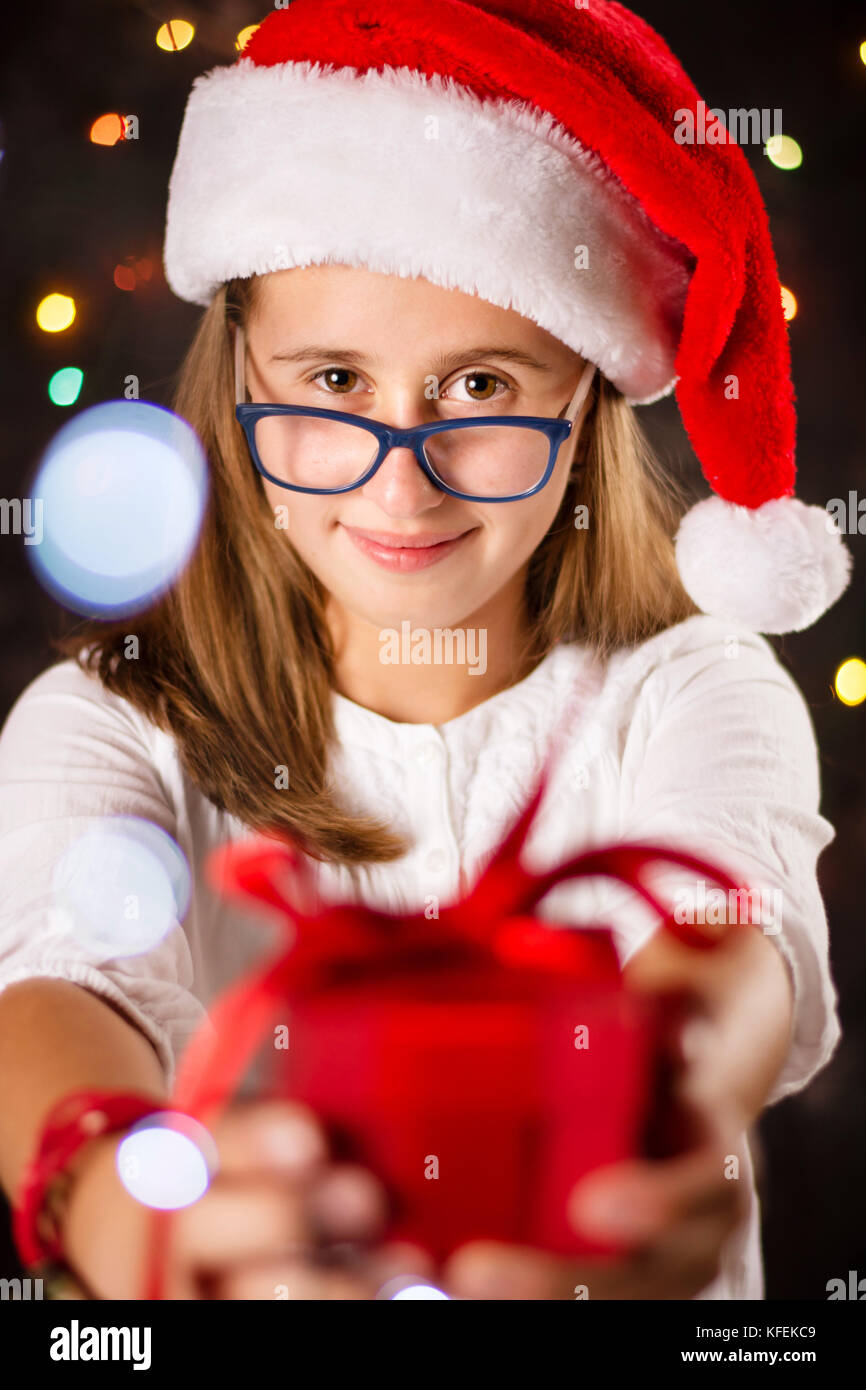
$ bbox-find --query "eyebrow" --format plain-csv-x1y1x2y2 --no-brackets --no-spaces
268,345,555,373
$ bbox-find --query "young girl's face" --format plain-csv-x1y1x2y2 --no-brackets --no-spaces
244,265,587,638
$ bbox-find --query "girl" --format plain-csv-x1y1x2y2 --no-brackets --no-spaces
0,0,850,1300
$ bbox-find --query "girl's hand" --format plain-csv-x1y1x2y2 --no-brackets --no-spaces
59,924,789,1300
60,1098,434,1300
440,1103,749,1300
441,919,791,1301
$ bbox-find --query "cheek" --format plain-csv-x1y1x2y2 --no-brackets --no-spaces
261,482,329,552
488,467,570,564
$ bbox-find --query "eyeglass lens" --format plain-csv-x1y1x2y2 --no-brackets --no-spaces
253,415,553,495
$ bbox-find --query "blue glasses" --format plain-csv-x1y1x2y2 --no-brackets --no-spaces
233,325,596,503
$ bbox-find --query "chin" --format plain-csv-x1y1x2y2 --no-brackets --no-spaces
363,601,476,632
339,588,484,634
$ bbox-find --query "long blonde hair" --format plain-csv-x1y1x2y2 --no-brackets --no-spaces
53,274,699,865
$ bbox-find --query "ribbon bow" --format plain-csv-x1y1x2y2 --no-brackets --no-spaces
142,758,749,1298
170,764,746,1119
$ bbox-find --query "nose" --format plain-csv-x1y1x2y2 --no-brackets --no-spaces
357,439,447,516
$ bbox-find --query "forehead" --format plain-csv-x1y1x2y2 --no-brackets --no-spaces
249,264,575,362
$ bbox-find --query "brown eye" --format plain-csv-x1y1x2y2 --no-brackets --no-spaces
463,372,498,401
319,367,358,393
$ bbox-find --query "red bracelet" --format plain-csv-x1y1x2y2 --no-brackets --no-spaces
13,1089,169,1268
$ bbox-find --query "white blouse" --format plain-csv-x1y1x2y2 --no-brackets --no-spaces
0,613,841,1300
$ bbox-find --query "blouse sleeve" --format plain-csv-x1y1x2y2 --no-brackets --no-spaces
613,622,842,1108
0,660,210,1091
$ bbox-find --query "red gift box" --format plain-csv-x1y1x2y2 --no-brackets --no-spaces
267,959,662,1262
141,772,749,1298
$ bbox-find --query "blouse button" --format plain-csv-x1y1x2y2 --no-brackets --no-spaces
415,743,439,767
426,848,447,873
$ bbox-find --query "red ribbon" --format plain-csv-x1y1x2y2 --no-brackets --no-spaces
13,1091,169,1271
141,760,750,1298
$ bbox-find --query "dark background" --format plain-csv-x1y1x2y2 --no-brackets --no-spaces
0,1,863,1298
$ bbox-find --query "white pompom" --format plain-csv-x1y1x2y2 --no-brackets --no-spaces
675,496,853,634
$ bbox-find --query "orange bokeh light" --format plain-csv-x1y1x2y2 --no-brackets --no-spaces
780,286,798,321
113,258,155,292
90,113,126,146
114,265,137,292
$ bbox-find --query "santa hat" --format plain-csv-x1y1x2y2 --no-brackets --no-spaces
162,0,851,635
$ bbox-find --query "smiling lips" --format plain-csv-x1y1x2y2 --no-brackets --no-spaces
341,524,476,572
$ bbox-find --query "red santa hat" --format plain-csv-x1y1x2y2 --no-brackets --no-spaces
163,0,851,635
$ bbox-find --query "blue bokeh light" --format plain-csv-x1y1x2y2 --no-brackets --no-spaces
27,399,208,617
51,815,192,958
117,1113,217,1210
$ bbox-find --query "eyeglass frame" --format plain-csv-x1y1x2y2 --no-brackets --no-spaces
233,323,597,503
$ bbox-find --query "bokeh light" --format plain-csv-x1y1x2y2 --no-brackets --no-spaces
236,24,260,51
391,1282,450,1300
766,133,803,170
860,40,866,65
36,293,76,333
27,399,208,617
780,286,798,321
117,1113,217,1210
90,113,126,146
51,816,192,958
48,367,84,407
156,20,194,51
835,657,866,706
114,258,153,292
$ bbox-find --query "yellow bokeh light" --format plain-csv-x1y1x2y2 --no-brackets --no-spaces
780,286,797,321
156,19,195,52
236,24,260,51
36,293,76,333
766,134,803,170
835,658,866,707
860,40,866,65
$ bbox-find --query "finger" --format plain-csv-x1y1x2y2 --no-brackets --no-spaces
563,1231,725,1302
215,1237,438,1301
571,1178,750,1301
367,1242,440,1296
211,1099,329,1178
215,1256,374,1301
176,1177,313,1268
567,1140,741,1244
443,1240,578,1300
305,1163,390,1242
616,1206,740,1299
176,1160,390,1271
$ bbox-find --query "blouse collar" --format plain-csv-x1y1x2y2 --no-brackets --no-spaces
331,641,587,753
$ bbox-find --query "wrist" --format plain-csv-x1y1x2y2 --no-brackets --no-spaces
13,1089,169,1275
51,1130,122,1243
56,1131,128,1295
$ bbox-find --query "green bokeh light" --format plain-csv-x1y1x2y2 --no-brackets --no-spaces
48,367,84,407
